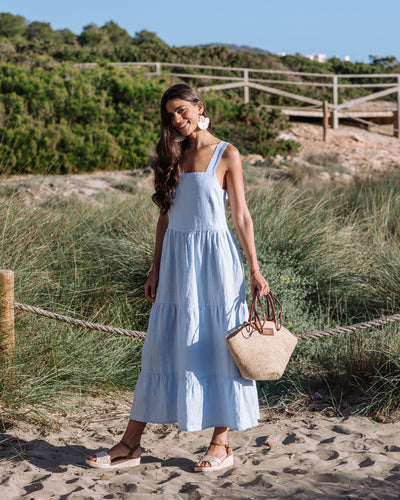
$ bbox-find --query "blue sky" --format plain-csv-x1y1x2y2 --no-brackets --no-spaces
1,0,399,63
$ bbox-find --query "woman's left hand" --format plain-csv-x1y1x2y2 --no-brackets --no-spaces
250,269,269,298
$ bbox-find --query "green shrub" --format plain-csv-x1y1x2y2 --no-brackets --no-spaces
0,62,298,175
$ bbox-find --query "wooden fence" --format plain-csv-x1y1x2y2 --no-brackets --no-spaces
76,61,400,138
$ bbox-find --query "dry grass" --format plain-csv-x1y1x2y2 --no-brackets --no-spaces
1,168,400,422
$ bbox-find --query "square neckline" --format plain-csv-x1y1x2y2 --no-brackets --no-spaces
180,141,222,175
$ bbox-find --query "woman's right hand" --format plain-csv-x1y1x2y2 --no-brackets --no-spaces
250,268,269,298
144,270,159,302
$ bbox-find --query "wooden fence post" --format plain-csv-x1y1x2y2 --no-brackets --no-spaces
0,270,15,362
332,75,339,129
243,69,249,104
323,100,329,141
395,76,400,138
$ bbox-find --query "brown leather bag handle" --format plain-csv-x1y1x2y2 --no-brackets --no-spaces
265,291,282,330
248,291,282,334
248,295,265,334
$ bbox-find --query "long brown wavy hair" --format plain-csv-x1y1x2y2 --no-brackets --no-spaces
152,83,211,215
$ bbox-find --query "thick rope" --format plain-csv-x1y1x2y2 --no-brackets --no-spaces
13,302,146,339
13,302,400,341
295,313,400,339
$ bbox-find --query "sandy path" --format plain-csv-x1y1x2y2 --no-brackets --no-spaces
1,399,399,500
290,122,400,176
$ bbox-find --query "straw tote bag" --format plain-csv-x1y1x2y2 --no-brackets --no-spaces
225,292,298,380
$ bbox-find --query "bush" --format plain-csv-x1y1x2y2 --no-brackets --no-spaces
0,62,298,175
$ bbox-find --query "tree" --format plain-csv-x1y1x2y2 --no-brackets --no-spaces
369,55,399,69
58,29,78,45
0,13,27,38
26,21,53,42
100,21,132,45
133,30,168,48
78,24,106,47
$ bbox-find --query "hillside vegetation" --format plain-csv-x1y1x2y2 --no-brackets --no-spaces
1,12,399,175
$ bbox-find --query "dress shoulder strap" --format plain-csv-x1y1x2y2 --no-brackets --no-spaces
206,141,229,174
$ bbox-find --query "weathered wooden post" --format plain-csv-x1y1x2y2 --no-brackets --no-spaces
331,75,339,129
0,270,15,362
323,100,329,141
394,75,400,139
243,69,249,104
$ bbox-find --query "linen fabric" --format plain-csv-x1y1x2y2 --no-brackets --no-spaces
130,141,259,431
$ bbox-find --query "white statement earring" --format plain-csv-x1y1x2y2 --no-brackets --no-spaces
198,115,210,130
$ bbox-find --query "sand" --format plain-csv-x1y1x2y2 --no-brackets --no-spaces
1,396,399,500
285,122,400,183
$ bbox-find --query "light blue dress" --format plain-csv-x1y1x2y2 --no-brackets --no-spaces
130,141,259,431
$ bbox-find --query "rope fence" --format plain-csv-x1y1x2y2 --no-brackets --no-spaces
13,302,146,339
1,270,400,361
13,301,400,341
295,313,400,339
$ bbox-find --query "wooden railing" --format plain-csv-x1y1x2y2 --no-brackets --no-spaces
76,62,400,137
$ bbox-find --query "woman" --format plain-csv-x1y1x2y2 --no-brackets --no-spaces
87,83,269,472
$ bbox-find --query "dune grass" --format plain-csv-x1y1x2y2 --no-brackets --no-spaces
0,169,400,423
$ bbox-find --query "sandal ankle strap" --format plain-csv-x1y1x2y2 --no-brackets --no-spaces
120,440,141,458
210,441,231,450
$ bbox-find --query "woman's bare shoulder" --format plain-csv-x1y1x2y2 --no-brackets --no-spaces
222,143,242,169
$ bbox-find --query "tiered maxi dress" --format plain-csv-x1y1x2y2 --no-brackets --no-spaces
130,141,259,431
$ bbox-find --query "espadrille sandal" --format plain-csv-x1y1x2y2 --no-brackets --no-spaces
86,440,141,469
194,442,234,472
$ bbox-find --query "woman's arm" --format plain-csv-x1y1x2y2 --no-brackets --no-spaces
224,145,269,298
144,212,169,302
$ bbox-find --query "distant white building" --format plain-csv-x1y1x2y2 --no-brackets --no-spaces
279,52,350,62
304,53,350,63
305,53,328,63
